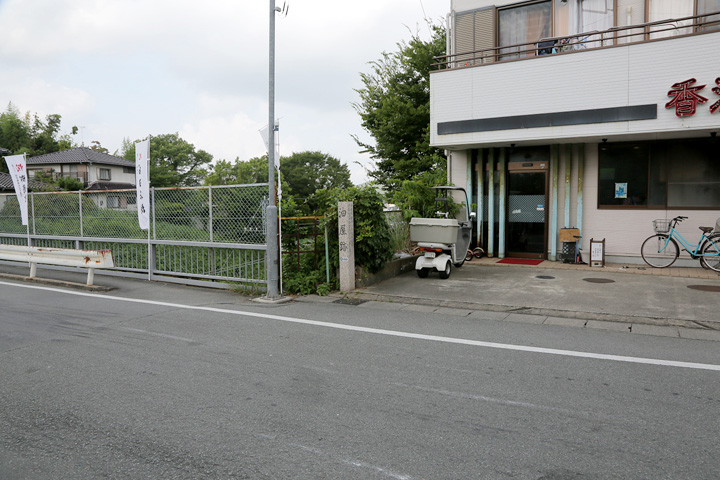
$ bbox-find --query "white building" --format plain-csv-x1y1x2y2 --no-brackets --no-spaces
26,147,136,189
432,0,720,264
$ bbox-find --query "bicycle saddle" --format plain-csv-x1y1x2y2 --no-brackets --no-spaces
699,226,714,233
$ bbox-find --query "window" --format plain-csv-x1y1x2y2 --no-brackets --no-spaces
99,168,111,181
648,0,694,38
698,0,720,32
615,0,646,43
499,1,552,59
107,196,120,208
554,0,614,36
598,138,720,209
123,166,134,173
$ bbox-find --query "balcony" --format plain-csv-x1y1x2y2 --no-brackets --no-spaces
435,11,720,70
430,11,720,149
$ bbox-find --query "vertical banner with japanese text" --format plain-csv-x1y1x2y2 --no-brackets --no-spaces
4,154,29,226
135,139,150,230
259,120,281,197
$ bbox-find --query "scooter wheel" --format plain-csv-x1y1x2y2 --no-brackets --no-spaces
438,260,451,279
417,268,429,278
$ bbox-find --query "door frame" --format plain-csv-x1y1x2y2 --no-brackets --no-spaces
506,161,549,259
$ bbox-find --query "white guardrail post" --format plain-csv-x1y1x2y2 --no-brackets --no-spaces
0,245,114,285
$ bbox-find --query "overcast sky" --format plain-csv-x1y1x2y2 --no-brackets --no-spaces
0,0,448,185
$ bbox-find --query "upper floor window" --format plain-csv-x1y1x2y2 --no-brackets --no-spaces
698,0,720,32
648,0,694,38
555,0,614,47
99,168,111,181
499,1,552,59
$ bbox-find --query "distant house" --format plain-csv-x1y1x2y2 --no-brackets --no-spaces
0,172,58,210
26,147,136,188
0,172,55,193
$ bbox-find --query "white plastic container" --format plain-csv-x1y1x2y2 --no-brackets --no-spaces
409,217,460,244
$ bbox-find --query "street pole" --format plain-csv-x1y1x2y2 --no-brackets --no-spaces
265,0,280,298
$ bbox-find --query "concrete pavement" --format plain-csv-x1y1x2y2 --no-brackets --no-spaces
316,258,720,342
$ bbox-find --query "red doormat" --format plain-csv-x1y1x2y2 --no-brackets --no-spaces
496,258,544,266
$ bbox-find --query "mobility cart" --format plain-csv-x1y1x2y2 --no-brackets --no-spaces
409,186,474,279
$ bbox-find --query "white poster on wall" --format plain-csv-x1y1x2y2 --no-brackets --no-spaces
135,139,150,230
4,154,28,226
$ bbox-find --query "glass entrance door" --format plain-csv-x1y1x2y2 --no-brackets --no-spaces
507,170,548,258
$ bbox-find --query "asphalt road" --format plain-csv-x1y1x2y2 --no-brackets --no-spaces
2,278,720,479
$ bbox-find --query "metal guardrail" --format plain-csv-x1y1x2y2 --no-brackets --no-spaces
0,244,114,285
0,184,269,289
435,11,720,70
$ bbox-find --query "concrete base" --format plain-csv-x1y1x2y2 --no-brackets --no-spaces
252,295,294,305
354,255,418,289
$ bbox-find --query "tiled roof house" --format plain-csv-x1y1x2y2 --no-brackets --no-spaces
26,147,136,189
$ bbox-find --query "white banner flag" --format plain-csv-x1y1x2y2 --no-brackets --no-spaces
4,154,29,226
259,121,280,169
135,139,151,230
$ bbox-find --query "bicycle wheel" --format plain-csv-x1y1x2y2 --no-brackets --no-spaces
700,235,720,272
641,234,679,268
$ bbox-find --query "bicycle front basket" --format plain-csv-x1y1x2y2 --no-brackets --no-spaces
653,219,671,234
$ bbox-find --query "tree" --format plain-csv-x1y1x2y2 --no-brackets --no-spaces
0,103,77,173
0,103,31,165
204,151,352,215
353,23,447,190
204,156,268,186
57,176,84,191
123,133,212,187
281,151,352,200
89,140,109,153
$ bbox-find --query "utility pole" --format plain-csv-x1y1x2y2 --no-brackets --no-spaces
265,0,279,298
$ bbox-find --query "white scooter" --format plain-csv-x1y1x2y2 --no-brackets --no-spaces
409,186,474,279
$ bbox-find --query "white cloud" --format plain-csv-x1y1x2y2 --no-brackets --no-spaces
0,0,449,185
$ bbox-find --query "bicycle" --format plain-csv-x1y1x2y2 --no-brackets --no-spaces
465,247,486,262
640,216,720,271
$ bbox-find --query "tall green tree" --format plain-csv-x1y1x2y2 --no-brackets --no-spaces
204,156,268,186
123,133,212,187
353,23,447,190
0,103,77,173
281,151,352,200
204,151,352,215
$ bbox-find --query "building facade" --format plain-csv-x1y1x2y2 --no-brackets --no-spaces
26,147,136,189
432,0,720,264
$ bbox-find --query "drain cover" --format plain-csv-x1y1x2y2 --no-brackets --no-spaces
583,278,615,284
536,275,555,280
687,285,720,293
333,297,367,305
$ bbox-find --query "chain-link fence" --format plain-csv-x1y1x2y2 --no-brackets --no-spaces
0,184,269,288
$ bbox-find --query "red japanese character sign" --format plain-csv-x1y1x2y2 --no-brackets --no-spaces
711,77,720,114
665,78,707,117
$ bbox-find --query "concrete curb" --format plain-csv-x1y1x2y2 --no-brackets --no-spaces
0,272,114,292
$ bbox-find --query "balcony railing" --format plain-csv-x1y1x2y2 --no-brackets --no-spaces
434,11,720,70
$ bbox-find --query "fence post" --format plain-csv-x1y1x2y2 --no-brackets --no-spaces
31,192,36,236
79,190,83,238
208,186,213,243
338,201,355,292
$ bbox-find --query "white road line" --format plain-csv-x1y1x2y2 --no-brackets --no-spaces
2,280,720,372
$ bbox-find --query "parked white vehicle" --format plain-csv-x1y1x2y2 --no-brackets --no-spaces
410,187,473,279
